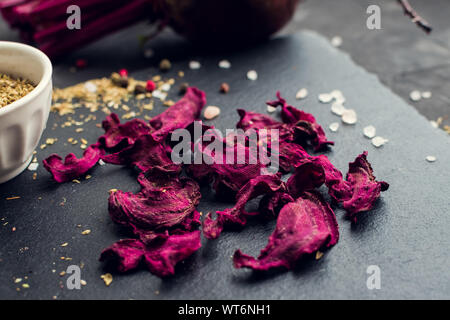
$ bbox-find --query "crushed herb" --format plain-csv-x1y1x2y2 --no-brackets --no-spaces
0,74,35,108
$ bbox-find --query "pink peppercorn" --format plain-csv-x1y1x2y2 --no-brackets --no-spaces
75,59,87,69
119,69,128,78
146,80,156,92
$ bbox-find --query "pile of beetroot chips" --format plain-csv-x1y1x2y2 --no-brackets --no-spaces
43,87,389,277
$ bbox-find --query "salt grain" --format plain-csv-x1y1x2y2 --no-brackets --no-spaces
218,60,231,69
421,91,432,99
189,61,201,70
27,163,39,171
363,125,376,139
329,122,339,132
295,88,308,100
331,36,343,47
409,90,421,102
371,136,388,148
247,70,258,81
331,102,347,116
318,93,333,103
425,155,436,162
341,109,357,124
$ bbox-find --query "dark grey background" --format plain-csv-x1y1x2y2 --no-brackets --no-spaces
0,1,449,300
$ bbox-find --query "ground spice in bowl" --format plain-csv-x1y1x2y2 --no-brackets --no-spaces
0,74,35,108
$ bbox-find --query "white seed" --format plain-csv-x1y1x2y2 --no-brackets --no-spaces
84,82,97,93
218,60,231,69
152,90,167,100
421,91,432,99
331,36,343,47
425,155,436,162
341,109,357,124
204,106,220,120
27,162,39,171
409,90,421,102
267,105,277,113
247,70,258,81
295,88,308,100
98,159,105,166
189,60,201,70
318,93,333,103
329,122,339,132
331,102,347,116
371,136,388,148
363,125,376,139
430,120,438,128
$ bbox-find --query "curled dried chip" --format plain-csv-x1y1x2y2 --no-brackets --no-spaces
102,134,180,173
149,87,206,142
286,161,325,198
43,143,104,183
108,171,201,232
100,230,201,277
342,152,389,221
233,192,339,271
98,113,151,151
267,92,334,151
203,174,286,239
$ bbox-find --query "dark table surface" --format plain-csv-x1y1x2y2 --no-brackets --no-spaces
1,25,449,299
1,0,450,300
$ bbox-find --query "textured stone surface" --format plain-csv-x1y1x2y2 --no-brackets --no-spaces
0,30,449,299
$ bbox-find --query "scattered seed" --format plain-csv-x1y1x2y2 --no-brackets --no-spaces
159,59,171,71
425,155,436,162
247,70,258,81
363,125,376,139
84,82,97,93
220,82,229,94
22,284,29,289
101,273,113,286
295,88,308,100
14,278,22,283
315,251,324,260
81,229,91,235
204,106,221,120
341,109,357,124
218,60,231,69
80,280,87,286
61,242,68,247
371,136,388,148
59,271,66,276
331,36,343,47
6,196,20,200
409,90,421,102
329,122,339,132
318,93,333,103
267,105,277,113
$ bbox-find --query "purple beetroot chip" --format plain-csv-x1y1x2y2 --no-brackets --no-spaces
203,174,287,239
100,230,201,277
43,143,104,183
342,152,389,221
108,170,201,232
98,113,152,151
233,191,339,271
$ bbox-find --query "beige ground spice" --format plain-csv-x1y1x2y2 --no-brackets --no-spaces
0,74,35,108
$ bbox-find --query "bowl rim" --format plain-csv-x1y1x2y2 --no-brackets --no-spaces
0,41,52,116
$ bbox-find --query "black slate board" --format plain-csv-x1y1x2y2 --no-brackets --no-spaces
0,31,449,300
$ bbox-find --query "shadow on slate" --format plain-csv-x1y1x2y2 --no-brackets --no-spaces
0,31,449,300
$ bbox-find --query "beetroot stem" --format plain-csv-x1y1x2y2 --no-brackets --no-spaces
397,0,432,33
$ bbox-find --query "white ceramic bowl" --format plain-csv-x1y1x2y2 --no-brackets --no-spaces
0,41,52,183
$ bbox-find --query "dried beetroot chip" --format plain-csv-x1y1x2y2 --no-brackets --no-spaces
149,87,206,142
99,239,145,273
108,171,201,232
286,161,325,198
233,191,339,271
342,152,389,221
101,134,180,173
203,174,286,239
98,113,152,151
43,143,104,183
143,230,201,277
267,92,334,151
100,230,201,277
